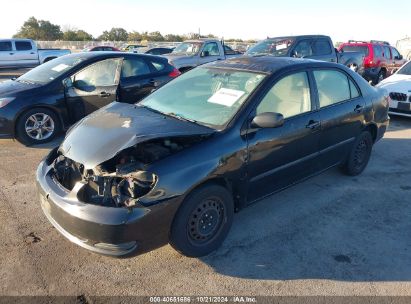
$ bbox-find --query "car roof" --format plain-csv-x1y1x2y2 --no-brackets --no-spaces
61,51,165,61
206,56,337,74
185,38,220,43
266,35,329,40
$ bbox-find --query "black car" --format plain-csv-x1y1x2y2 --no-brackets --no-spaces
37,57,389,257
145,47,174,55
0,52,180,145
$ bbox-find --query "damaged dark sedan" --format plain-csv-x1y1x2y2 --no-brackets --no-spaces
37,57,389,257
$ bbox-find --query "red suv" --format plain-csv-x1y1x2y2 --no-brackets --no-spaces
339,40,406,84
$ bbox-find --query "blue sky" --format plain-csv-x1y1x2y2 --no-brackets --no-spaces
1,0,411,44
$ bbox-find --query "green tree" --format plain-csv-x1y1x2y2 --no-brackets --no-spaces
128,31,142,41
147,31,164,42
14,17,63,40
98,28,128,41
62,29,93,41
164,34,184,42
75,30,93,41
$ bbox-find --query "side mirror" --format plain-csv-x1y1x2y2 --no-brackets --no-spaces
251,112,284,129
62,77,73,88
201,50,210,57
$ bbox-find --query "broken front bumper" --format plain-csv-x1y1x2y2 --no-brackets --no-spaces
36,157,178,257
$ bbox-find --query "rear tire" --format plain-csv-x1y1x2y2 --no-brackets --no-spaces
170,184,234,257
16,108,61,146
373,69,385,85
340,131,373,176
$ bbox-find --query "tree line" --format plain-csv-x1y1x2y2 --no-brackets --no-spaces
13,17,256,43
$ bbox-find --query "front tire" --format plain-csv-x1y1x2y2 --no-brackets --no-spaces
340,131,373,176
16,108,61,146
170,184,234,257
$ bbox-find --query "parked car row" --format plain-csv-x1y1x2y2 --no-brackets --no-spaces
339,40,406,84
0,52,180,144
0,38,71,68
85,44,175,56
246,35,365,74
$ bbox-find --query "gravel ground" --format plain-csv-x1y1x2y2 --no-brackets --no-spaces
0,117,410,298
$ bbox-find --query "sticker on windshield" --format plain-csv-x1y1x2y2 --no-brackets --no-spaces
208,88,245,107
276,43,288,50
51,64,69,72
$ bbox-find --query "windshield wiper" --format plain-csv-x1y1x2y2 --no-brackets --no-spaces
166,112,198,124
16,78,36,85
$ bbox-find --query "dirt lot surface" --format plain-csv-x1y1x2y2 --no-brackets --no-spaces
0,117,410,298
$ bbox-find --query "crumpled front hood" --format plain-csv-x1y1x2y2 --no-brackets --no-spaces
60,102,214,169
0,80,39,97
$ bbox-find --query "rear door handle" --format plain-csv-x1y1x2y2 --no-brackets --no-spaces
306,120,320,129
149,79,160,87
9,53,14,55
354,105,364,113
99,92,111,97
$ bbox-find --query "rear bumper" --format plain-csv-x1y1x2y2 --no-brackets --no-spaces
36,156,179,256
376,116,390,142
389,108,411,118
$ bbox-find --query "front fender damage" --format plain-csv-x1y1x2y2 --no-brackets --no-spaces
51,135,211,208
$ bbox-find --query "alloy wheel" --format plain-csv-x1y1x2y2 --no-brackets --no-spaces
24,113,55,140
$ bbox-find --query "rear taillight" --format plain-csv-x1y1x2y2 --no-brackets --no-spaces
364,57,374,68
169,68,181,78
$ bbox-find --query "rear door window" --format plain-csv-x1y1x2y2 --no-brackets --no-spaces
313,70,351,107
373,45,383,58
15,41,32,51
121,58,151,78
203,42,220,56
150,60,165,72
0,41,12,51
293,40,313,57
383,46,391,59
312,39,332,55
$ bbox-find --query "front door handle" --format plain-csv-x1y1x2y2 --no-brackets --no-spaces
99,92,111,97
306,120,320,129
9,53,14,55
354,105,364,113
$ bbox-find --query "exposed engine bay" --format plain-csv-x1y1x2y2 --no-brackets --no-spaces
52,136,207,208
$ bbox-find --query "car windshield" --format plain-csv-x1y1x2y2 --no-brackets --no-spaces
397,61,411,75
171,42,203,56
246,38,295,56
17,55,86,85
341,45,369,56
139,67,266,129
